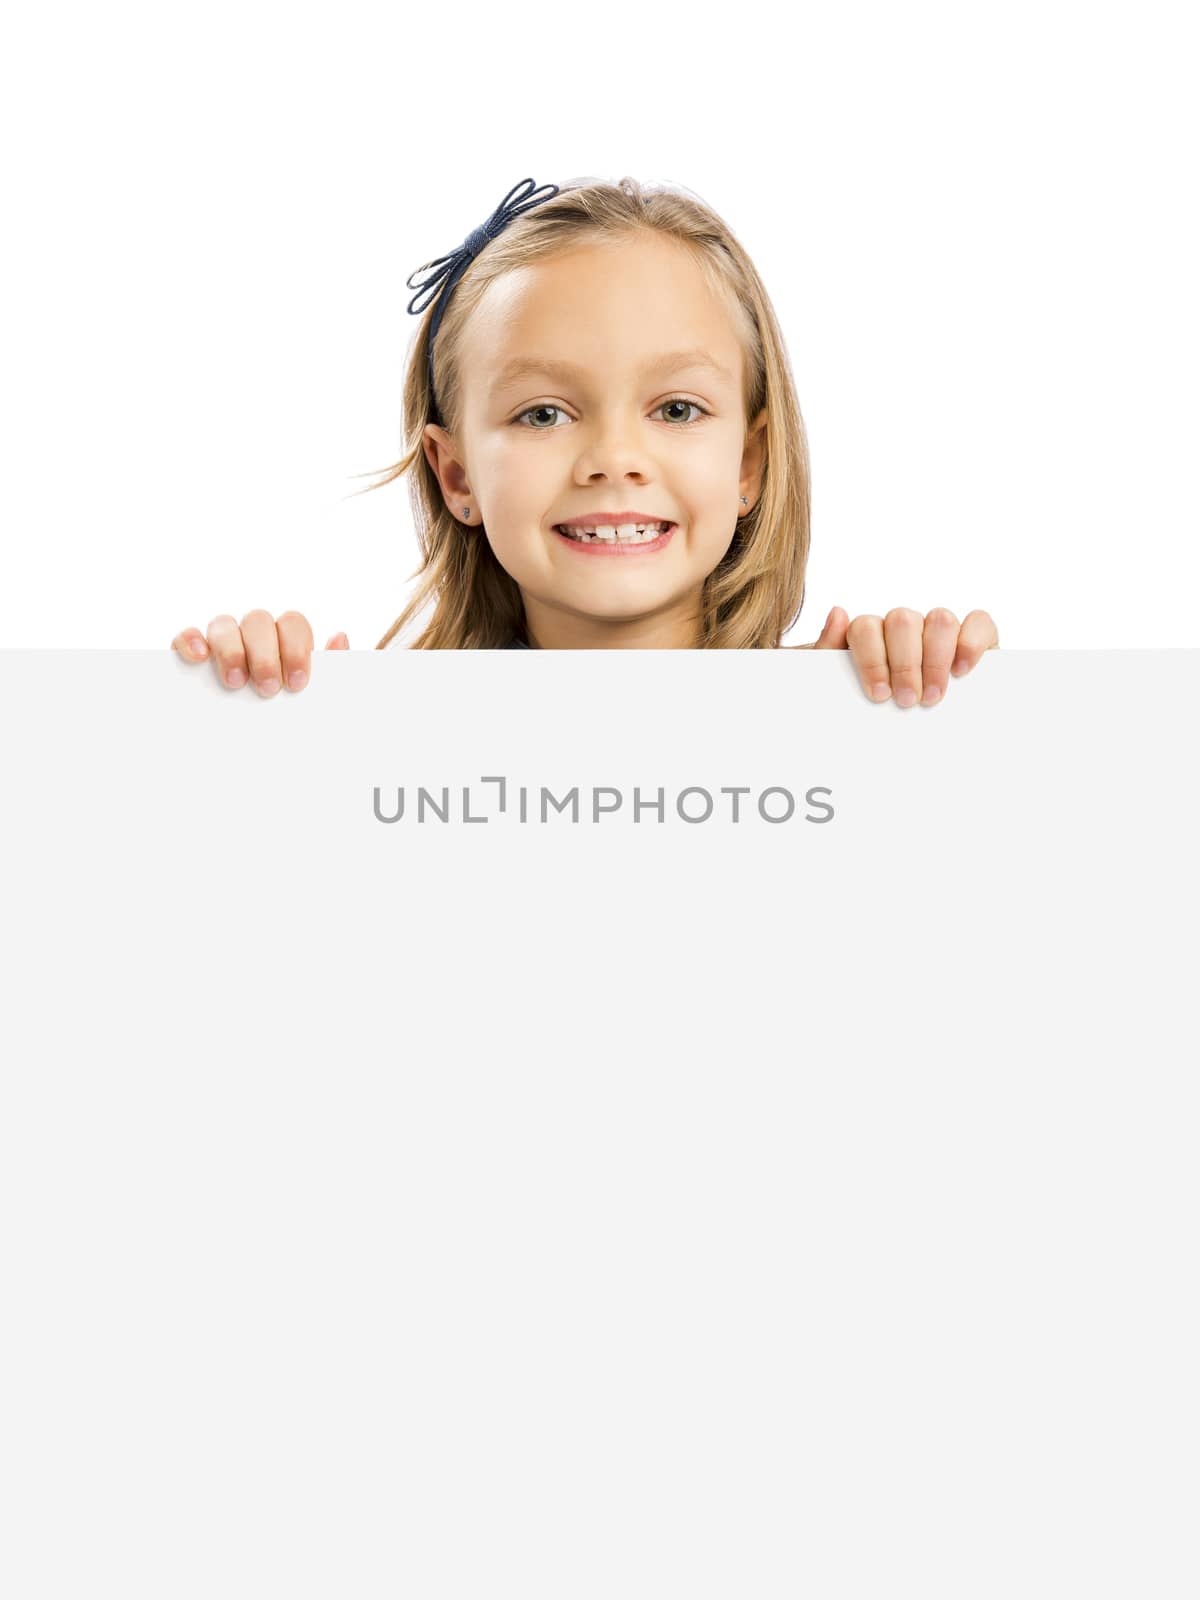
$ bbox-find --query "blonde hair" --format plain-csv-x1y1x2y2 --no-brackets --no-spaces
351,175,812,650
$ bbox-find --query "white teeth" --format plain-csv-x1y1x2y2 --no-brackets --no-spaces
558,522,670,543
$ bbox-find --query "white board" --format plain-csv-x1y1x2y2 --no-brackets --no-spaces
1,647,1197,1597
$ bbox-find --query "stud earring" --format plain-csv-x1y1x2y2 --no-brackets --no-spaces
463,507,471,518
741,496,748,505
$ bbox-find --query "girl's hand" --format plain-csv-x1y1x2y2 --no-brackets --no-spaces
171,611,349,695
803,607,999,706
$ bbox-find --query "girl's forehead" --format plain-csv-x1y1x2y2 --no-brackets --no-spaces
468,242,741,381
484,235,714,317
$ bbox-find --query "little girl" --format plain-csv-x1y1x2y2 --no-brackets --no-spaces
171,175,998,707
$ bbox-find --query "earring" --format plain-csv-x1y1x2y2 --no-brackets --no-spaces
463,507,471,518
741,496,748,505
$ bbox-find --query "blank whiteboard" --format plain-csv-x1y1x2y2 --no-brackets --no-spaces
1,647,1197,1598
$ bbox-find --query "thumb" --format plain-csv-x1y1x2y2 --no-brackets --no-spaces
809,606,850,650
325,632,350,650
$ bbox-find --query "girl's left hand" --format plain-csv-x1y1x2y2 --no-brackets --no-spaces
802,607,1000,706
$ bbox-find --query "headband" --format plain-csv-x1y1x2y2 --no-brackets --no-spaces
405,176,561,426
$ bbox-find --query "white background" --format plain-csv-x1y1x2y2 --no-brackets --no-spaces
0,1,1197,651
3,4,1199,1593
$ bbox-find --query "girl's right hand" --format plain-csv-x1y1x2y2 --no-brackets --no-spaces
171,610,349,695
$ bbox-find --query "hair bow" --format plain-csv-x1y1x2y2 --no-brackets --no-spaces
406,176,560,423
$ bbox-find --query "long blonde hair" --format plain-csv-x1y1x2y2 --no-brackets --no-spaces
351,175,812,650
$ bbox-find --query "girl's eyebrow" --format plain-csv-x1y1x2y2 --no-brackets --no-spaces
490,348,732,394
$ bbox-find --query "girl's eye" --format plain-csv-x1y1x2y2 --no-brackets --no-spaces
512,398,710,429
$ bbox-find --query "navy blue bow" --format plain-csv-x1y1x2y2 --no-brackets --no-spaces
406,177,560,423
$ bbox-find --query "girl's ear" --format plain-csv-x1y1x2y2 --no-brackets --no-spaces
740,407,768,507
422,424,472,513
421,423,450,479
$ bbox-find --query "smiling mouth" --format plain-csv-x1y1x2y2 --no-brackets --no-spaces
553,522,677,554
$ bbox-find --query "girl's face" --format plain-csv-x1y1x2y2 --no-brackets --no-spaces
423,233,766,649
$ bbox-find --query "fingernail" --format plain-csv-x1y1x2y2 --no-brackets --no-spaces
872,682,891,701
288,669,307,690
895,686,917,708
259,677,280,697
227,667,246,687
952,657,968,675
923,684,942,705
189,638,207,658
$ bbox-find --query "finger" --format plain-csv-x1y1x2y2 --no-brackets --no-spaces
845,614,891,701
172,629,209,662
325,633,350,650
275,611,315,691
238,609,284,697
206,614,250,689
951,610,1001,676
807,606,851,650
919,608,960,706
881,608,926,707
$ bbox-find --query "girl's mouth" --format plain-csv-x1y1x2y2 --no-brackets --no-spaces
553,521,676,556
